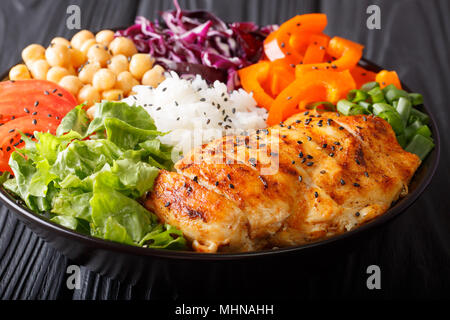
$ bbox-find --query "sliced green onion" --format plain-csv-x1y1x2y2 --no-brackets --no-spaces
416,125,432,139
349,106,370,115
367,86,386,104
408,108,430,125
396,133,407,148
405,134,435,160
360,81,379,92
337,99,356,115
372,102,396,115
405,120,423,142
378,111,404,135
396,97,412,125
347,89,368,103
408,93,424,106
306,101,336,112
358,101,372,112
384,85,409,103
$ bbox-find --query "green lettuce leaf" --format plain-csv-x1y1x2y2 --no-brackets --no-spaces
56,104,89,137
87,101,156,136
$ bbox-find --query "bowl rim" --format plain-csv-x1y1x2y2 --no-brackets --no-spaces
0,58,441,261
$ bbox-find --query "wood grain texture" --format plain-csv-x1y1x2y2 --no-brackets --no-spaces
0,0,449,300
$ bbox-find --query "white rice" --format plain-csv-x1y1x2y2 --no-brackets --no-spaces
122,72,268,155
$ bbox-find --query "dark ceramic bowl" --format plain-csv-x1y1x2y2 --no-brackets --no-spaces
0,59,440,290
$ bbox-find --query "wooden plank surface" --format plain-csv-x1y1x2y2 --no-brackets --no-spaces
0,0,449,300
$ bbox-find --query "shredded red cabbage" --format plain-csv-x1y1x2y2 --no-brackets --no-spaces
115,0,276,90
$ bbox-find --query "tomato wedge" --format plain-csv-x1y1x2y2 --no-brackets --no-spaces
0,80,77,124
0,116,60,173
0,80,77,105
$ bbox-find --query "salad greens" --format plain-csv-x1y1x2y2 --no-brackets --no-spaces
2,101,186,250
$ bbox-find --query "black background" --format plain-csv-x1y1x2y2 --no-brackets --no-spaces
0,0,449,300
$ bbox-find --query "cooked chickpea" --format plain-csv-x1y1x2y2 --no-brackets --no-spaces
80,39,98,56
22,44,46,64
115,71,139,95
71,30,95,50
78,61,101,84
87,44,111,67
141,65,166,87
108,37,137,57
46,66,70,83
95,30,115,47
78,84,101,106
102,89,124,101
92,68,116,91
45,43,71,67
50,37,71,47
107,54,128,75
9,64,31,80
129,53,153,80
69,47,86,68
29,59,50,80
59,75,83,96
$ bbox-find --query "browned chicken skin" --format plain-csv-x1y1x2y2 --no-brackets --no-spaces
145,112,421,252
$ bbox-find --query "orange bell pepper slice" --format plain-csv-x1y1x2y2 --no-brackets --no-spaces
350,65,377,88
267,70,356,125
375,70,402,89
296,36,364,74
238,61,274,110
302,34,330,64
265,59,295,96
264,14,328,65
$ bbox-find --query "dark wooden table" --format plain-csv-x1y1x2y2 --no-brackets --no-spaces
0,0,449,300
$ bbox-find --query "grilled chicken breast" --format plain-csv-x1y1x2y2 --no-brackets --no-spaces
145,112,421,252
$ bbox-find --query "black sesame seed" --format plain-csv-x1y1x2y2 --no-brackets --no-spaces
44,91,49,95
34,101,39,107
215,181,219,186
164,202,171,207
355,159,360,165
355,212,360,217
320,170,326,174
200,98,206,102
364,171,369,177
6,147,11,152
339,126,344,130
57,93,63,97
292,160,296,164
298,152,303,158
322,144,327,148
314,191,318,198
307,136,312,141
298,176,303,182
329,152,335,157
287,96,292,100
353,183,360,187
340,179,346,185
306,161,314,166
307,155,313,159
8,129,14,133
162,87,167,92
193,176,198,183
229,183,235,189
301,158,306,164
52,88,57,93
297,140,303,144
24,108,30,113
32,119,37,125
32,112,37,115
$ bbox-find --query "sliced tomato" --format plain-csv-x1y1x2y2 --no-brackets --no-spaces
0,116,59,173
0,80,77,105
0,80,77,124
